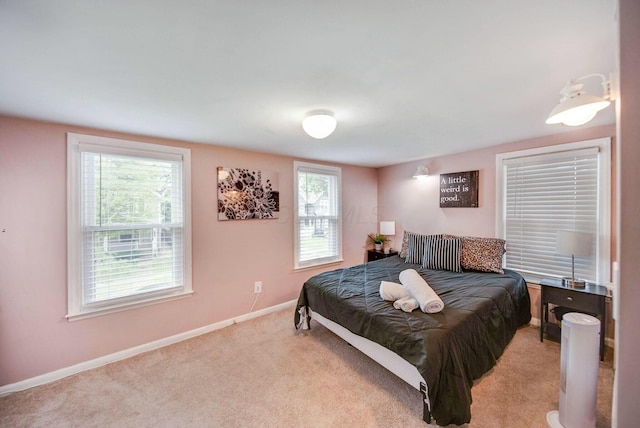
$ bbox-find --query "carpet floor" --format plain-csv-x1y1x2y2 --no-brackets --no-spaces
0,307,613,427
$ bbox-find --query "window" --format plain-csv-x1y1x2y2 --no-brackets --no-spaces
496,138,610,284
294,161,342,269
67,133,192,320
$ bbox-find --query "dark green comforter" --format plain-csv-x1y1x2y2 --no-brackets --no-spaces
294,256,531,426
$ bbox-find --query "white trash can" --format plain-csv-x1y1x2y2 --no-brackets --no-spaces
546,312,600,428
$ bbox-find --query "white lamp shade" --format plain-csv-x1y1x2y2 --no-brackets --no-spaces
546,95,610,126
380,221,396,236
556,230,592,257
546,79,611,127
302,110,337,139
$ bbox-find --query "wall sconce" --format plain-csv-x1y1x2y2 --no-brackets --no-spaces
545,74,612,127
302,110,337,139
413,165,429,179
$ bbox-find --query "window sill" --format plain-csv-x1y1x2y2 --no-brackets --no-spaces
294,259,344,273
66,290,194,322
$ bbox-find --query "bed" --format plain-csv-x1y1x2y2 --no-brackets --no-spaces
294,254,531,426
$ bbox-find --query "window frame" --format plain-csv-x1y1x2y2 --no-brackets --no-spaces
67,133,192,321
293,161,343,270
495,137,611,285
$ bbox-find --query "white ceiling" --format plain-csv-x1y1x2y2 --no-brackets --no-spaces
0,1,617,167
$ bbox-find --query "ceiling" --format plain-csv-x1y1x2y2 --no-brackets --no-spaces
0,1,617,167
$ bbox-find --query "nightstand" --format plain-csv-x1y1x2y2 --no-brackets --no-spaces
539,277,608,361
367,249,398,262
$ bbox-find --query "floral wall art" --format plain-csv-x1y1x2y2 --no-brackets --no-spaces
217,167,280,220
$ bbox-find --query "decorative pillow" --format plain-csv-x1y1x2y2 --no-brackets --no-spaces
404,232,428,264
403,232,443,264
449,236,506,274
422,236,462,272
399,230,411,259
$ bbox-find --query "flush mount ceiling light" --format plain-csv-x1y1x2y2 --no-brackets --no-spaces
413,165,429,179
302,110,337,139
545,74,612,127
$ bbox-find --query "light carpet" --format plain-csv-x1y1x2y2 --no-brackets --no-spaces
0,308,613,427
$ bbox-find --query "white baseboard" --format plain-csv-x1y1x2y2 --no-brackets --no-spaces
0,299,297,398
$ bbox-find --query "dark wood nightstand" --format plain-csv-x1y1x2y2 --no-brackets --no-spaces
539,277,608,361
367,249,398,262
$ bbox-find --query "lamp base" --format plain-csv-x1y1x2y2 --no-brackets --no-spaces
562,277,586,288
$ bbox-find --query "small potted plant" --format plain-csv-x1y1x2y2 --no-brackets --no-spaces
367,233,389,251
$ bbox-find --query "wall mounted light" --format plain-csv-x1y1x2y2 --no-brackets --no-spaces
412,165,429,179
302,110,337,139
546,74,612,127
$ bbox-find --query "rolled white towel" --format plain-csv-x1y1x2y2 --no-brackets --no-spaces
379,281,411,301
398,269,445,313
393,296,419,313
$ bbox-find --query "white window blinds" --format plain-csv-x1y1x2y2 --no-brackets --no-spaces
497,138,610,284
67,133,192,320
81,151,184,304
294,162,342,269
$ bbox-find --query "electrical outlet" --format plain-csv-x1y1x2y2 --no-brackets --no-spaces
254,281,262,294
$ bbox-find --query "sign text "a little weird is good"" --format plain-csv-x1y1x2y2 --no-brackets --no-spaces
439,170,479,208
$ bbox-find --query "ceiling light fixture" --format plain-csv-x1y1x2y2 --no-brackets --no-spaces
302,110,337,139
413,165,429,179
545,74,612,127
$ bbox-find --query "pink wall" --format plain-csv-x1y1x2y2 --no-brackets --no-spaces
0,113,629,393
378,125,616,246
0,116,379,386
377,126,618,345
614,0,640,424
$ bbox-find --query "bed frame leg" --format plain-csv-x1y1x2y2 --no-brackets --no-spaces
420,382,432,424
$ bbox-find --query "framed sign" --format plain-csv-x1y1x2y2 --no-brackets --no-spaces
439,170,479,208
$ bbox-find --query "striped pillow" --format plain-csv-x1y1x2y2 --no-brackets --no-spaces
404,232,428,264
398,231,442,265
422,236,463,272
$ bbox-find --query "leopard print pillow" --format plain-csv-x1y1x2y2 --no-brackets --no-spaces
399,230,411,258
444,235,506,274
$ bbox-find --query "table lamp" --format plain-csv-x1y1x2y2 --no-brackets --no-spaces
380,221,396,254
555,230,592,288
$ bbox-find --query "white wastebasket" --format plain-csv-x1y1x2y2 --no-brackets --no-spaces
546,312,600,428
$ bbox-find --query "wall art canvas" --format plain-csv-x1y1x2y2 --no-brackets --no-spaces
217,167,280,220
439,170,479,208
